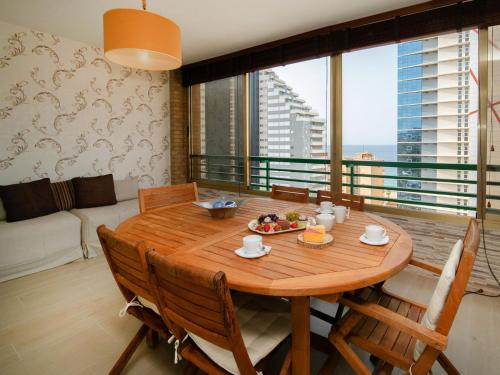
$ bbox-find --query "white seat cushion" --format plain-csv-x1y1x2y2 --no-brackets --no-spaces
138,295,159,314
414,239,464,360
189,293,291,375
0,211,83,282
71,199,139,257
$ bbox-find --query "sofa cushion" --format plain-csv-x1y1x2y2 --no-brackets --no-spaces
0,211,83,282
114,177,138,202
71,199,139,257
72,174,117,209
50,180,75,211
188,294,291,375
0,178,59,222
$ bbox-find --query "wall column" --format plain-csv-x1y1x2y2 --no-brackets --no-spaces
169,69,189,184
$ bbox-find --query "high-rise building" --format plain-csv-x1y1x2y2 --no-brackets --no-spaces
252,70,328,189
191,77,243,182
397,31,478,214
343,151,397,206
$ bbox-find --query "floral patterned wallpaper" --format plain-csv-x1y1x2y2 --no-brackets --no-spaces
0,21,170,186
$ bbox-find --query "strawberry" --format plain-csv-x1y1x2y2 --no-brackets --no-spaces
290,222,298,229
263,224,271,232
255,225,262,231
274,225,282,231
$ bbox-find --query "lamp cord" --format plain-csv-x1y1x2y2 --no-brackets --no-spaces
142,0,146,11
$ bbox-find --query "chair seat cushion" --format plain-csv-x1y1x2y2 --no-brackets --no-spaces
138,295,159,314
414,239,463,359
188,293,291,375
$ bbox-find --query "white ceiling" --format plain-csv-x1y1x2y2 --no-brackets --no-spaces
0,0,428,65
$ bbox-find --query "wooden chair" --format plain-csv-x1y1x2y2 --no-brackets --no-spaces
97,225,172,375
323,219,480,375
146,250,292,375
138,182,199,213
271,184,309,203
316,190,365,211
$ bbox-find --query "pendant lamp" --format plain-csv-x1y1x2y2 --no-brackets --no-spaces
103,0,181,71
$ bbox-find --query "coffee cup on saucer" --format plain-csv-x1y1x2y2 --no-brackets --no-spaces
332,205,350,224
315,213,335,231
243,235,263,254
364,225,386,242
320,201,334,213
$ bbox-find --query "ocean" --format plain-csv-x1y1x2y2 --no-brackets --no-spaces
343,144,398,187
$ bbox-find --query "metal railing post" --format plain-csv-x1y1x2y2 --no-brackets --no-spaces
265,160,271,191
349,164,354,195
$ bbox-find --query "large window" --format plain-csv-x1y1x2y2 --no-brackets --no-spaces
486,25,500,215
342,30,479,215
189,76,244,184
248,57,331,192
187,29,498,217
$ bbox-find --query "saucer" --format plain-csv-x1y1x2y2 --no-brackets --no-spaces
315,208,335,214
235,245,272,259
359,234,389,246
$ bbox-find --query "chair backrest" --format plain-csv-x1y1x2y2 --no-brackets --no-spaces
271,184,309,203
435,218,480,336
138,182,199,213
147,251,255,374
316,190,364,211
97,225,154,303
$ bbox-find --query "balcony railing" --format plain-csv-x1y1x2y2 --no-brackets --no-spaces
189,154,500,214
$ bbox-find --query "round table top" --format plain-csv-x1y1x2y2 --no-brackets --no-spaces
116,197,413,296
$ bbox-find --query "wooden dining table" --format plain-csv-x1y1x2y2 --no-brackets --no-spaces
116,197,413,375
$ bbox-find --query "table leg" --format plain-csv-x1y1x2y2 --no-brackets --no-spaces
291,296,310,375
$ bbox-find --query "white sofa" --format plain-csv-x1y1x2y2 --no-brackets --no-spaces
0,206,83,282
0,178,140,282
71,198,139,257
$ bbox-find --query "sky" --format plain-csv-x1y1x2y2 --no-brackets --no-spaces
272,44,398,146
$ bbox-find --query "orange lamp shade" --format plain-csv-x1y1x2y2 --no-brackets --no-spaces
103,8,181,71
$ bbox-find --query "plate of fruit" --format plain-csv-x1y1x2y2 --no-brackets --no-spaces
248,211,309,234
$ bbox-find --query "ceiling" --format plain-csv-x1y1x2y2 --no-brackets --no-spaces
0,0,429,65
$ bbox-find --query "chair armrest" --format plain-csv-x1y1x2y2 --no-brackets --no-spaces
340,295,447,351
409,258,442,275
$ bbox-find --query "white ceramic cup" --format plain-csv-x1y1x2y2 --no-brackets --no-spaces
243,235,263,254
332,205,350,223
320,201,334,212
365,225,386,242
315,213,335,231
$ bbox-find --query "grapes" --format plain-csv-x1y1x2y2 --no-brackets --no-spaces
257,213,279,224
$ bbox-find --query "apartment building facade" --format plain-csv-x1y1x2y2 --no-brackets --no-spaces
251,69,329,190
397,30,478,214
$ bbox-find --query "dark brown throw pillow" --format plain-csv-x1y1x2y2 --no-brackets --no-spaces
72,174,117,208
50,180,75,211
0,178,59,222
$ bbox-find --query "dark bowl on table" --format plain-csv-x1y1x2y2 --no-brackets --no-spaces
192,199,249,219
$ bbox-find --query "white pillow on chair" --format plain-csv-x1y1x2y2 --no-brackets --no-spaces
414,239,464,360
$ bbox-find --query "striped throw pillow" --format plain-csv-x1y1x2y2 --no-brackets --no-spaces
50,180,76,211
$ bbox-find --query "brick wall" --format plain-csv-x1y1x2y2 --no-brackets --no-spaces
169,69,189,184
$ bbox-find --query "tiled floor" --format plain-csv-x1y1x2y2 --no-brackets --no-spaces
1,256,499,374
